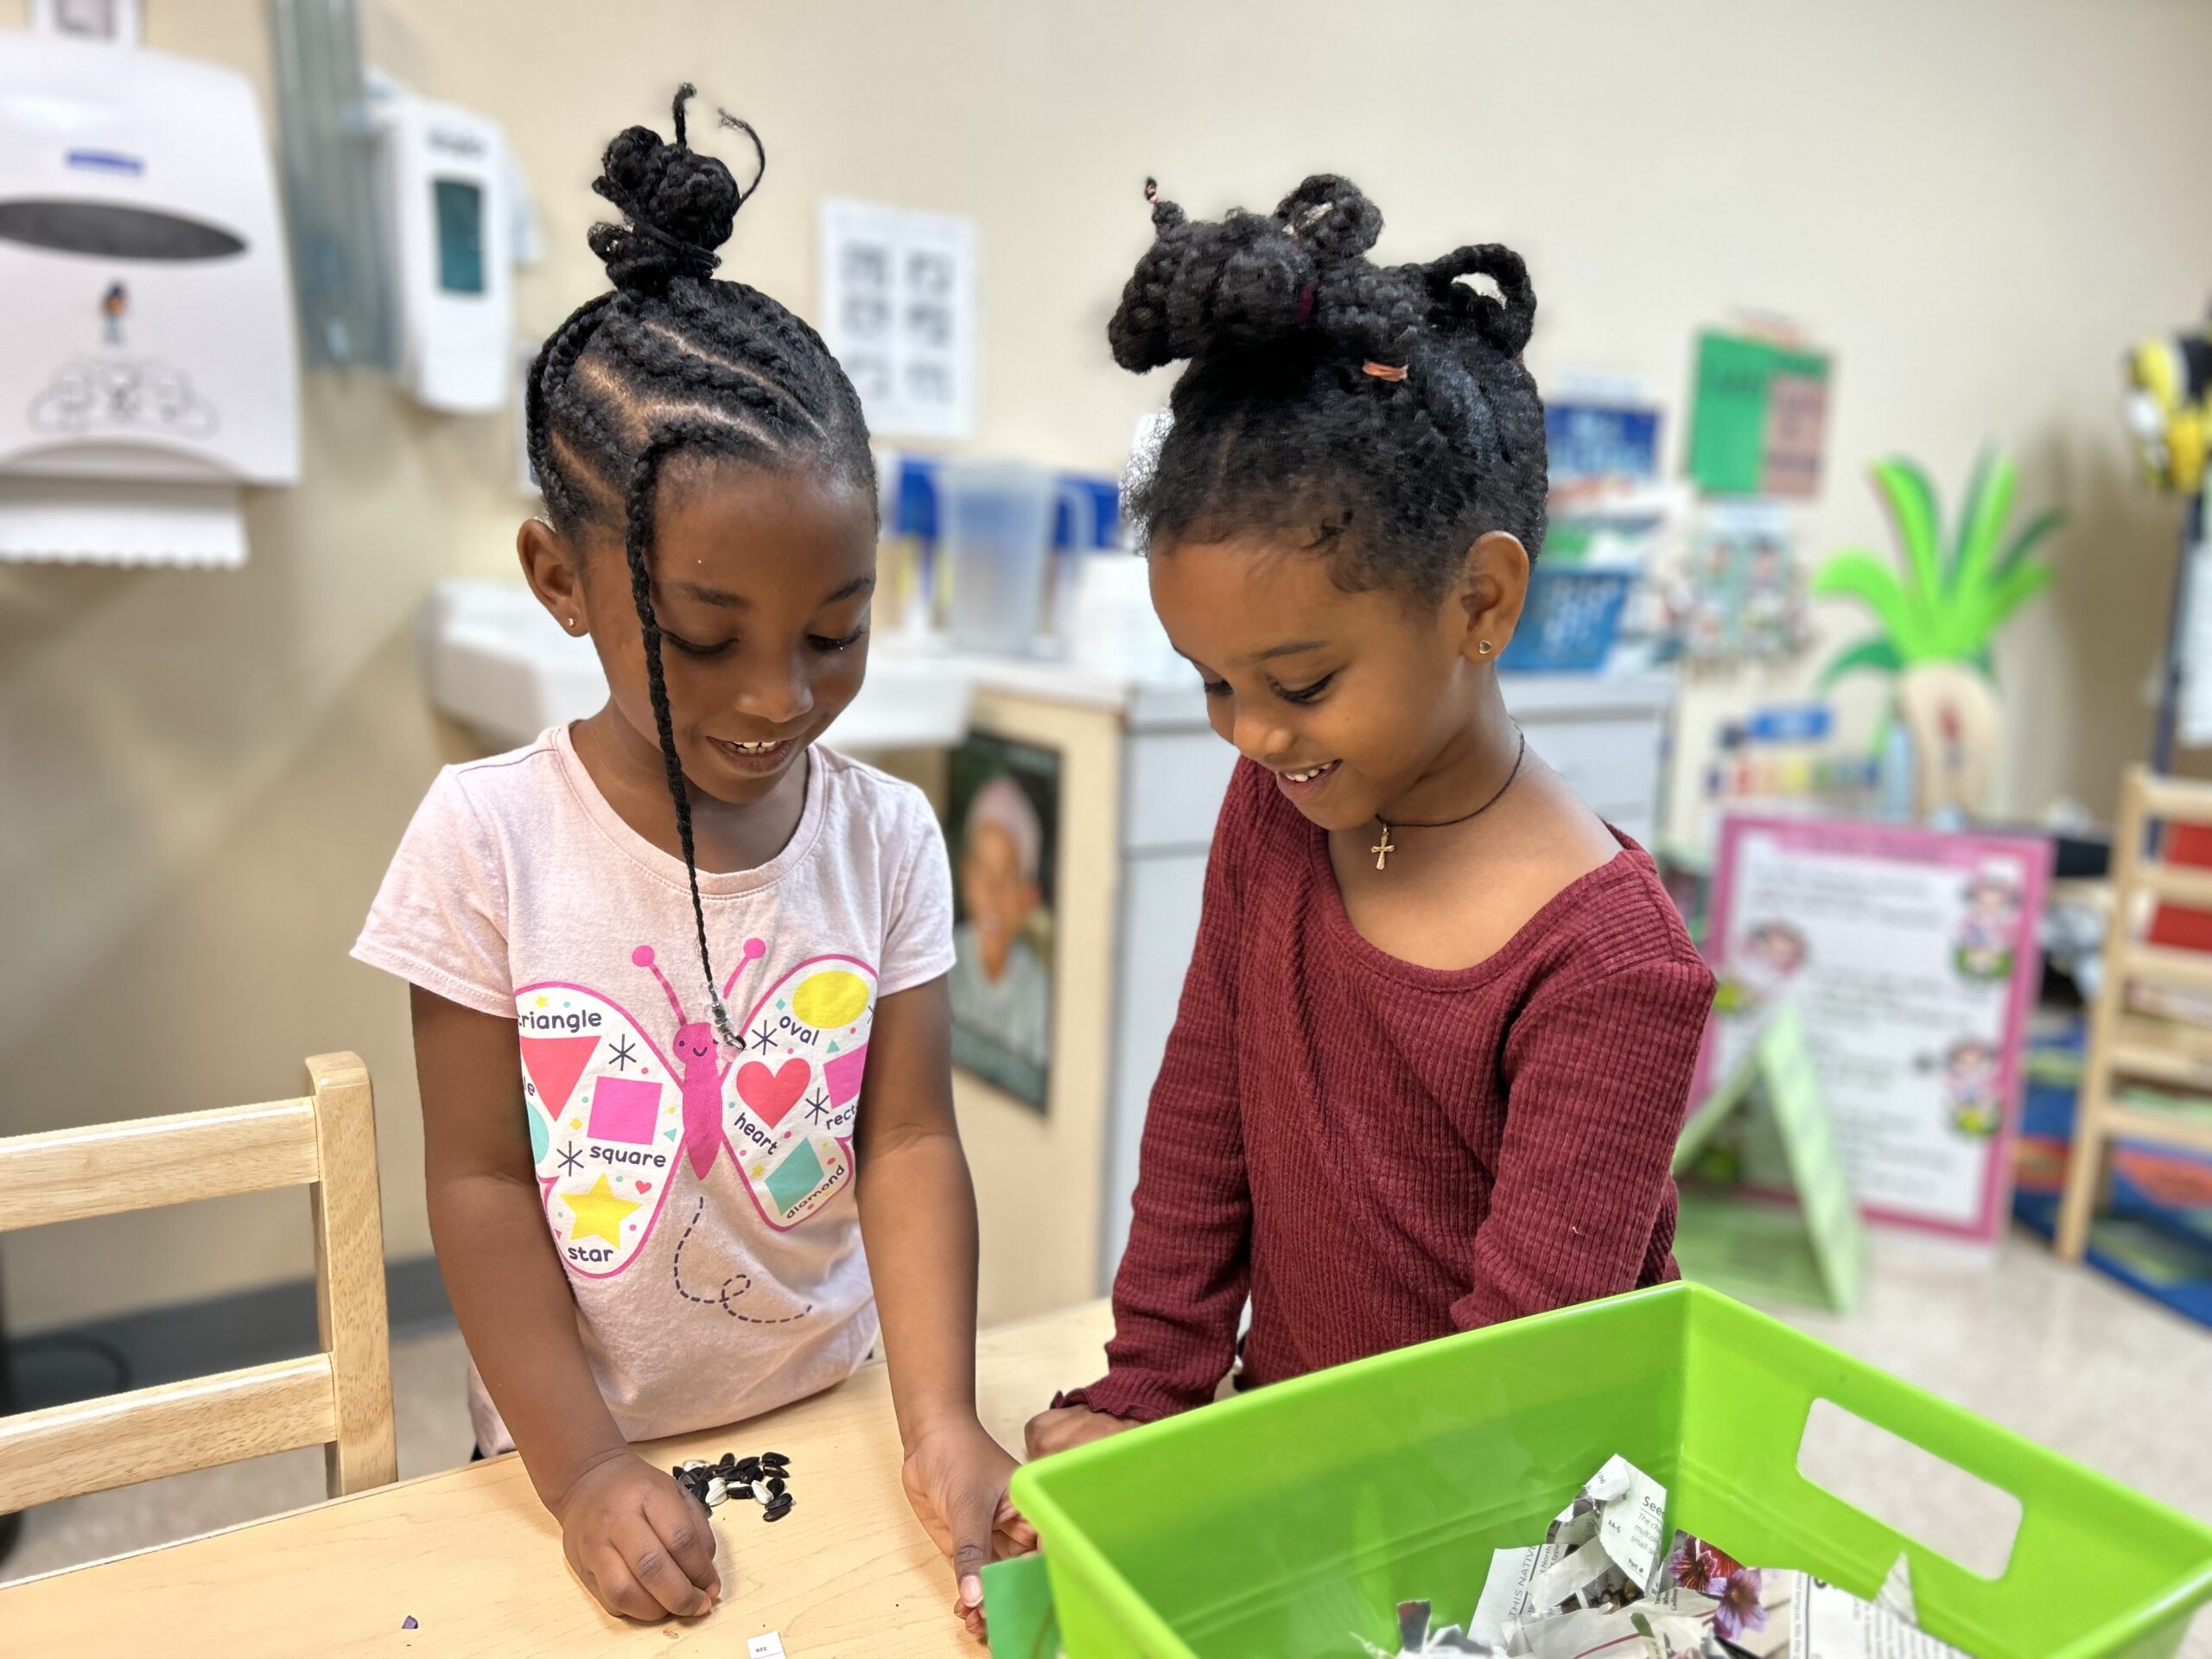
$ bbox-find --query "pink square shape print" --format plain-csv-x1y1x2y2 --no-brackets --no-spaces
588,1076,663,1145
823,1044,868,1107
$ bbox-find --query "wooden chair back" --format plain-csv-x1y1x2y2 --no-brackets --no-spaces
0,1053,396,1510
2056,768,2212,1257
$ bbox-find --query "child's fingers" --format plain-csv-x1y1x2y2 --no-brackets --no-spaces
993,1492,1039,1554
1027,1407,1092,1459
588,1551,667,1623
1021,1409,1057,1460
612,1515,715,1618
643,1483,722,1600
948,1484,998,1617
953,1589,988,1638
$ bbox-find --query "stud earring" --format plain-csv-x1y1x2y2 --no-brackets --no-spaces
1477,639,1496,656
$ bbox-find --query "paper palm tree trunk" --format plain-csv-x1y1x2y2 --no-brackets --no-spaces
1897,661,2000,820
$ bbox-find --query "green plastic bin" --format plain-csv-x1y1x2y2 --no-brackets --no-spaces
1009,1283,2212,1658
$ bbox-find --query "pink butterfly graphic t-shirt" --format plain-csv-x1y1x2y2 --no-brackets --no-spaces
353,725,954,1453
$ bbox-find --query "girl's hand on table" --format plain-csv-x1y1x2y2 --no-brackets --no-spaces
900,1417,1035,1640
1024,1403,1138,1461
554,1450,721,1623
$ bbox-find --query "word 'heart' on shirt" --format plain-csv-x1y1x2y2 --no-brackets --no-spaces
739,1058,811,1128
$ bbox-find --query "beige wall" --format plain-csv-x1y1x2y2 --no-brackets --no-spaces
5,0,2209,1329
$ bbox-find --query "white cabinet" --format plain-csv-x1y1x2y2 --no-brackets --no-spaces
1098,728,1238,1284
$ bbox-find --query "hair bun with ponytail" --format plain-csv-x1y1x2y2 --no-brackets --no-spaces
1108,170,1548,601
1421,243,1536,359
1108,174,1392,373
588,84,763,294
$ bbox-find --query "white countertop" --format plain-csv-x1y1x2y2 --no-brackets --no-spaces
418,577,1678,749
948,642,1680,733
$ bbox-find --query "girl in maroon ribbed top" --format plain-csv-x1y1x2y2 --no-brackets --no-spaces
1025,175,1714,1459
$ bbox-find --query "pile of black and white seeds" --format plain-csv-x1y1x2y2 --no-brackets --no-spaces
674,1451,795,1523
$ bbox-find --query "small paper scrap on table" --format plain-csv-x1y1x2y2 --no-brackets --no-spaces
1355,1454,1975,1658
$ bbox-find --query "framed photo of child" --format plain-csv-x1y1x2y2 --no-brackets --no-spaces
945,733,1059,1113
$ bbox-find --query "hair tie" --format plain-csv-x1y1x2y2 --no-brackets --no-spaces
1294,282,1317,327
1363,360,1408,382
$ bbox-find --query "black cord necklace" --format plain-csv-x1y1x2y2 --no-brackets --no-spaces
1369,726,1528,872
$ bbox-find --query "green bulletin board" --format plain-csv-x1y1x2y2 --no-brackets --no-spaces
1688,330,1832,498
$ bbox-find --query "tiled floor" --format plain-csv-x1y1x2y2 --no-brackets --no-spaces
5,1236,2209,1655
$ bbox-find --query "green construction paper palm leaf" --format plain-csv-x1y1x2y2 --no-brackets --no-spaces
1812,550,1922,652
1814,448,2060,686
1952,448,2018,603
1818,635,1906,688
1870,458,1945,633
1997,505,2063,580
1947,561,2052,649
1948,449,1991,589
1983,557,2056,626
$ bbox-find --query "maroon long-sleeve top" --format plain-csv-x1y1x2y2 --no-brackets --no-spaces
1059,760,1715,1422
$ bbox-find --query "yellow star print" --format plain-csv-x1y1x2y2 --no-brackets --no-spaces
536,995,549,1007
564,1173,640,1247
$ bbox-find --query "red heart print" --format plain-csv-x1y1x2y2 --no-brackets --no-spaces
738,1058,810,1128
635,1179,652,1194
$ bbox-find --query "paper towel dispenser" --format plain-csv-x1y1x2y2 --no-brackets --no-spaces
0,31,299,566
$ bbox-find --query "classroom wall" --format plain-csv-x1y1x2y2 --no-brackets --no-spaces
4,0,2209,1331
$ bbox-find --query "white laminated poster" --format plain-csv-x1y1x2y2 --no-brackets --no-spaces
1697,817,2051,1247
817,198,976,442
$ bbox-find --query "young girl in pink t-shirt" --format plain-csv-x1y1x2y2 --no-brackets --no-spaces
354,91,1018,1634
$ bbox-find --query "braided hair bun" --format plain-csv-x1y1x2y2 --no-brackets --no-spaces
1109,175,1548,597
587,85,763,294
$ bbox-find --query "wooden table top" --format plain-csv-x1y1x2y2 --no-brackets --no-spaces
0,1300,1114,1656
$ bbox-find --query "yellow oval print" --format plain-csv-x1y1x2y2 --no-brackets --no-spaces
791,969,871,1030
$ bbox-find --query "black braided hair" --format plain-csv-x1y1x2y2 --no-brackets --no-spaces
1109,174,1547,601
528,86,874,1046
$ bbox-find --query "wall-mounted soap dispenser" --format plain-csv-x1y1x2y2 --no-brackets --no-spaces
270,0,532,415
372,86,517,414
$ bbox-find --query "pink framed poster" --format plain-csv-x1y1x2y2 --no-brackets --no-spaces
1695,816,2053,1246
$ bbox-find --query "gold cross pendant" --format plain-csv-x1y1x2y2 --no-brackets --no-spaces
1371,824,1395,871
